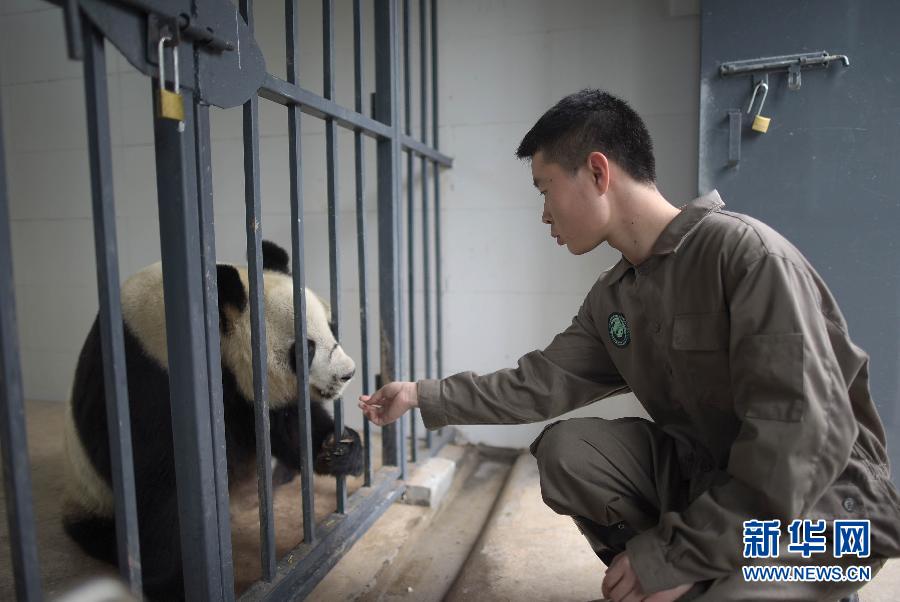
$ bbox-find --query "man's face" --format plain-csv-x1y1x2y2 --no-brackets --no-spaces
531,151,609,255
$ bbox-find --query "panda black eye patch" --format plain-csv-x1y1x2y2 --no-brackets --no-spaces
306,339,316,368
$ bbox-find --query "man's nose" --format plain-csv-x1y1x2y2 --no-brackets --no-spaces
541,206,551,224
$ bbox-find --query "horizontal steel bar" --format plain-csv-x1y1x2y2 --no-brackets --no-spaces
258,75,452,167
719,51,849,76
239,467,404,601
401,135,452,167
260,74,392,138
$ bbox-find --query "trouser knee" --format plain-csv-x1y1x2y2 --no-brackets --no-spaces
530,418,610,514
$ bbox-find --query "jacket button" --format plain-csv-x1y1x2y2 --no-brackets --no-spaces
842,497,856,512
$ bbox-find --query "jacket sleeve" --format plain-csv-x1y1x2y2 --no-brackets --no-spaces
627,253,859,593
416,286,630,430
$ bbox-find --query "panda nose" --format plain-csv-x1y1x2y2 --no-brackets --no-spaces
339,369,355,382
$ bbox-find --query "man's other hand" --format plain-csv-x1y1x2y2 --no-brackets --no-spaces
602,551,693,602
358,381,418,426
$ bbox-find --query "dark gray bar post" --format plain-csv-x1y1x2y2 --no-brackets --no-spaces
375,0,406,477
194,98,236,601
151,78,224,602
0,87,43,602
419,0,432,380
82,19,142,594
403,0,417,464
285,0,317,544
352,0,375,487
431,0,443,381
239,0,277,580
322,0,348,514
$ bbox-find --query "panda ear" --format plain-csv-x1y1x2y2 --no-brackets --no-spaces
216,265,247,332
261,240,290,274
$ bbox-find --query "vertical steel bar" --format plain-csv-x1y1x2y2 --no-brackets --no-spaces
322,0,347,514
81,19,142,594
285,0,316,544
352,0,374,487
0,86,43,602
193,99,236,601
402,0,417,464
431,0,443,383
239,0,277,580
375,0,405,477
419,0,432,454
151,79,224,602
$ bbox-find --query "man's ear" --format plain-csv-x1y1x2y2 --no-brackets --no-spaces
587,151,610,194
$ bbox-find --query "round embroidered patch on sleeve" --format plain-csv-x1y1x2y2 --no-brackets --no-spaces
608,312,631,347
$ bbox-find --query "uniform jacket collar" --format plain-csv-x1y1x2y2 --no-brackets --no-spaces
605,190,725,286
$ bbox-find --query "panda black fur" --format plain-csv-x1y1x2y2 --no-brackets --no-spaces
61,240,364,600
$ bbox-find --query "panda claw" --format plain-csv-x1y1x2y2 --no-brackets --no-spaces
314,428,364,476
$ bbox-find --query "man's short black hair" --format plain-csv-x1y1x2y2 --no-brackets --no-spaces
516,89,656,183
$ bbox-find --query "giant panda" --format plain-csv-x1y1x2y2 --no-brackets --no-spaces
61,240,364,600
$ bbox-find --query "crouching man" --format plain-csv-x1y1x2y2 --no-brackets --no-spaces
360,89,900,601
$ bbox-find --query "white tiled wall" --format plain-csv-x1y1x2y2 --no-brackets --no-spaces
0,0,699,449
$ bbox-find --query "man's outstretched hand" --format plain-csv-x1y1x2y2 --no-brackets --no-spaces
358,381,418,426
602,552,693,602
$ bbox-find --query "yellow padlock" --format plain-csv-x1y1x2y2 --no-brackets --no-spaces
752,114,771,133
159,87,185,122
157,36,185,129
747,80,771,134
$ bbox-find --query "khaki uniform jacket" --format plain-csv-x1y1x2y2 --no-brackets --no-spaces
417,191,900,590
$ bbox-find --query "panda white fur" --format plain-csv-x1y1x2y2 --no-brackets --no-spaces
61,240,364,600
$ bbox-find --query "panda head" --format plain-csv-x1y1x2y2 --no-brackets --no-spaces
212,241,356,408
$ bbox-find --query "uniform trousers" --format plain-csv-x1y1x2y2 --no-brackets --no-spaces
529,417,885,601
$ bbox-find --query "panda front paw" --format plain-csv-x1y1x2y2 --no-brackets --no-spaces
314,428,364,477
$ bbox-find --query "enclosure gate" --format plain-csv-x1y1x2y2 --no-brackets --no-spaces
0,0,453,599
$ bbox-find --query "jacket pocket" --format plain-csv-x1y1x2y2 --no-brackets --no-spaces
670,312,731,407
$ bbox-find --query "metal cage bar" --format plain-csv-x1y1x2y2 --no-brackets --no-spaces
352,0,375,488
81,18,142,594
403,0,418,464
431,0,443,382
151,80,226,602
322,0,348,515
239,0,278,581
419,0,433,452
194,96,237,601
376,0,406,477
0,90,43,602
285,0,317,546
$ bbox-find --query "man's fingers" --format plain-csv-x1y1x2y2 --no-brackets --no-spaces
601,554,624,598
608,572,636,602
620,588,643,602
359,392,379,405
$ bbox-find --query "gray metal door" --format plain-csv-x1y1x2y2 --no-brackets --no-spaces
699,0,900,482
